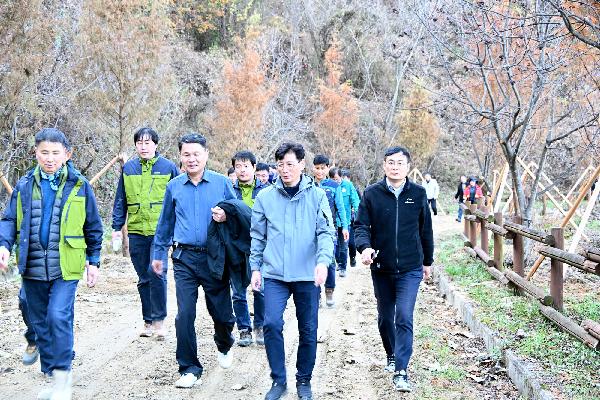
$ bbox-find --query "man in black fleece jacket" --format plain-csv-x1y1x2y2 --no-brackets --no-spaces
354,146,434,393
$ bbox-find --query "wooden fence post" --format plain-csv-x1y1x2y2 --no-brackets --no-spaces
469,203,478,248
494,212,504,270
512,215,524,277
480,205,489,256
550,227,564,311
464,201,470,238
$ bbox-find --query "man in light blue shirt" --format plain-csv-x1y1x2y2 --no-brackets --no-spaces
152,133,236,389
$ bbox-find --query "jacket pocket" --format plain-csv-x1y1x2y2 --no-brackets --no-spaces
61,236,87,277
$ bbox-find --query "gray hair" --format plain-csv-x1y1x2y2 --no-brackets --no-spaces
35,128,71,151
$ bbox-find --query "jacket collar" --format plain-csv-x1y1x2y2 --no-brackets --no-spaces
377,176,412,195
274,174,314,195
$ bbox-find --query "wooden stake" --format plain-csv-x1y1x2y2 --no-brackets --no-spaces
0,172,13,195
527,164,600,280
550,228,564,311
90,155,122,186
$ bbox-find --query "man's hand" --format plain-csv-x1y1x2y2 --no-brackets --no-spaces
423,265,432,281
342,229,349,242
211,206,227,223
0,246,10,272
86,264,99,288
251,270,262,291
314,263,327,286
361,248,375,265
152,260,164,275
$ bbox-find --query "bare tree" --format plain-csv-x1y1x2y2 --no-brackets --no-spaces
424,0,599,224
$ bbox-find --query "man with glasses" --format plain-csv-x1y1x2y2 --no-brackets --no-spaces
250,142,335,400
354,146,434,393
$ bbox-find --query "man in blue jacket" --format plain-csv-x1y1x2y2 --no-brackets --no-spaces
331,168,360,276
0,128,103,400
151,133,237,389
112,128,179,339
312,155,347,307
355,146,433,393
250,143,335,400
230,150,268,346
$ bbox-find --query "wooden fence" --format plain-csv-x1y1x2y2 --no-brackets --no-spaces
460,201,600,350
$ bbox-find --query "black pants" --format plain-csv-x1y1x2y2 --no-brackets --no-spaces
428,199,437,216
172,247,235,377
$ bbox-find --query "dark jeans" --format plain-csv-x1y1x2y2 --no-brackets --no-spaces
172,248,235,377
348,224,357,261
371,269,422,372
323,241,337,290
263,278,319,384
457,203,464,221
128,234,168,322
230,267,264,331
22,277,78,374
335,227,348,271
428,198,438,216
18,286,36,345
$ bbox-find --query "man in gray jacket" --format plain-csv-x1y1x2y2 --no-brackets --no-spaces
250,142,335,400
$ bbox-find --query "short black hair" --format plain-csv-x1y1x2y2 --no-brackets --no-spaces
178,133,207,151
384,146,411,163
274,142,305,162
35,128,71,150
227,167,235,175
232,150,256,167
340,168,351,178
256,162,269,172
329,167,340,179
313,154,330,166
134,127,159,145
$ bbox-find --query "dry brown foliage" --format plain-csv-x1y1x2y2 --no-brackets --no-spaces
208,46,275,168
313,40,359,166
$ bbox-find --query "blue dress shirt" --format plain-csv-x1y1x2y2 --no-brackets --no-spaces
153,169,235,260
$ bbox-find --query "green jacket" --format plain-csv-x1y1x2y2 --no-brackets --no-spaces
112,155,179,235
0,163,104,280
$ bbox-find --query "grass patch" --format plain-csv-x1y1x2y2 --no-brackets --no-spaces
438,235,600,399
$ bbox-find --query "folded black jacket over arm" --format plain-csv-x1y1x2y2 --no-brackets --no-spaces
207,199,252,286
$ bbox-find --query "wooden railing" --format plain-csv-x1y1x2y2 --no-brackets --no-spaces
460,201,600,350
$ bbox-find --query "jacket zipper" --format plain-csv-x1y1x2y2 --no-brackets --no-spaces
148,177,155,195
395,196,399,267
44,249,49,281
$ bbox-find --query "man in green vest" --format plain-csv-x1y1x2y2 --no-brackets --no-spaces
112,128,179,339
0,128,103,400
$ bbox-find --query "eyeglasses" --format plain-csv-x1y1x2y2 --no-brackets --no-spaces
385,160,408,167
276,162,299,169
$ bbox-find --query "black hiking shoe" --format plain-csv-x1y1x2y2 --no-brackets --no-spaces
393,370,411,392
265,381,287,400
384,355,395,372
237,329,253,347
296,380,313,400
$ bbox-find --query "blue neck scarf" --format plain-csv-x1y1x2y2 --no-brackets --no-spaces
40,165,64,192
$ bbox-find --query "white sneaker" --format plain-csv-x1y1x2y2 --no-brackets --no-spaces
37,387,53,400
174,373,199,388
217,350,233,369
140,323,153,337
50,369,72,400
152,320,166,341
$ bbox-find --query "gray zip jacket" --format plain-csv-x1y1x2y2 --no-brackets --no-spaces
250,174,335,282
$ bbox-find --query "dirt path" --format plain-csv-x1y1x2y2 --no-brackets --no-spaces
0,214,519,399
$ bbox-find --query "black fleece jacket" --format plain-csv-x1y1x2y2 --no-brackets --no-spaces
354,178,434,273
207,199,252,285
